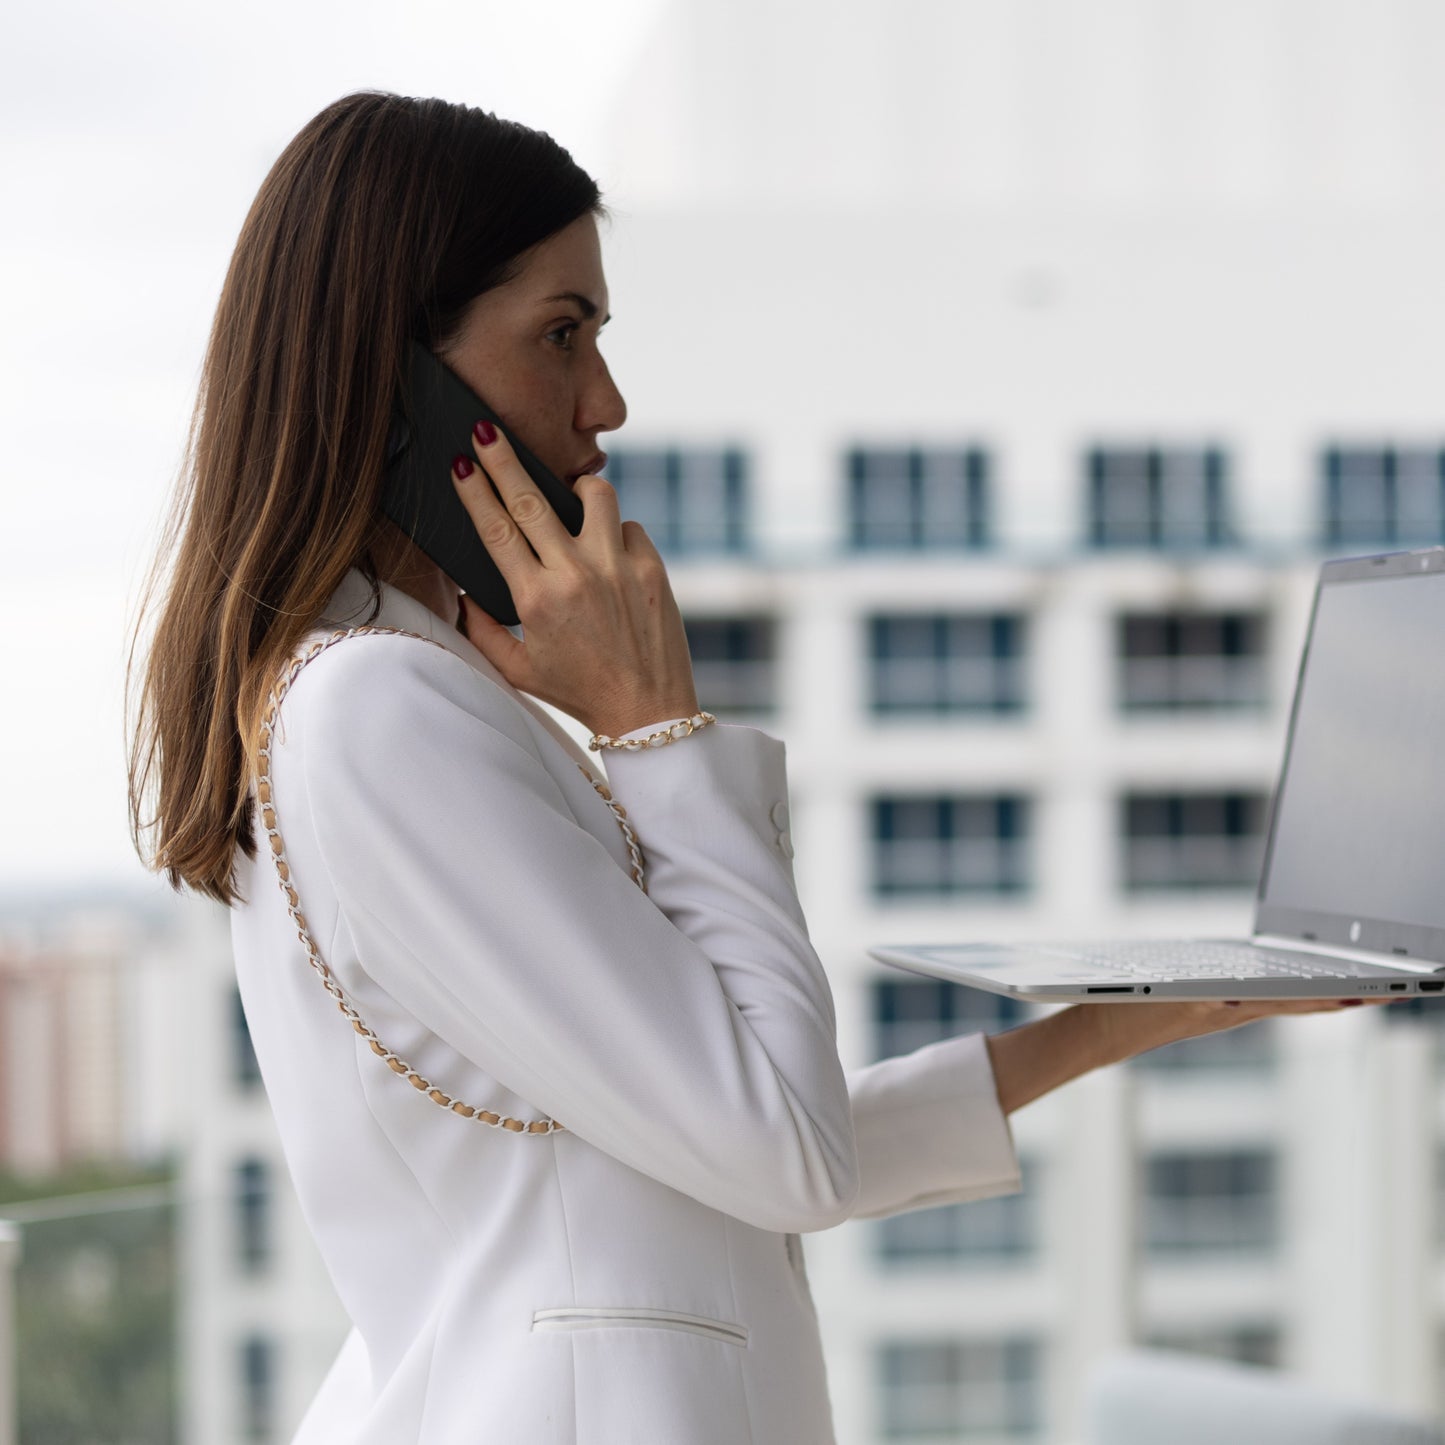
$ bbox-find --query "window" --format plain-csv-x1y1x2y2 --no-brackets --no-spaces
1122,792,1267,891
683,616,777,715
235,1157,271,1275
1144,1150,1278,1255
872,795,1031,897
239,1334,275,1442
1323,445,1445,545
877,1337,1042,1439
876,1158,1038,1267
1143,1325,1281,1369
605,447,747,553
1087,445,1230,548
1117,612,1267,712
871,977,1029,1059
848,446,990,549
869,613,1026,715
232,986,262,1089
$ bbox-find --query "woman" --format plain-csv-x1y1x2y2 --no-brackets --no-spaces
127,91,1379,1444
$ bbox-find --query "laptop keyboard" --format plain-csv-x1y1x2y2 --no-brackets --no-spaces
1033,940,1363,980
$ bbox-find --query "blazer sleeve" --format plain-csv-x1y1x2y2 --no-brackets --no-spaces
288,634,859,1234
601,709,1023,1223
844,1034,1022,1219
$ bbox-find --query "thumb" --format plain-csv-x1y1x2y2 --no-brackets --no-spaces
458,594,528,684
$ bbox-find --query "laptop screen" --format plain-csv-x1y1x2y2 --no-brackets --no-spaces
1258,554,1445,955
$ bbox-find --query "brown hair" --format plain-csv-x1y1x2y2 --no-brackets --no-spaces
126,90,602,905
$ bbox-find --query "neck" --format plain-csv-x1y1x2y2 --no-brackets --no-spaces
371,520,460,625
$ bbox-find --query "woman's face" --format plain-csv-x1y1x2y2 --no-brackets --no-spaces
438,213,626,487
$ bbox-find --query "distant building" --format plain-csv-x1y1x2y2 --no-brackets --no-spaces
0,905,174,1175
589,3,1445,1440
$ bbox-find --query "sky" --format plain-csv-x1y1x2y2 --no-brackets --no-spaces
0,0,667,893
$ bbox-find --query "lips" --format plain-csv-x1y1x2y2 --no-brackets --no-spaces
565,452,607,484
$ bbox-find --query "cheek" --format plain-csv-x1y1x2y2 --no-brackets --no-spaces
485,369,578,473
442,321,579,469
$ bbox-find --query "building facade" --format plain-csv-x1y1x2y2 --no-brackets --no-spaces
591,5,1445,1438
0,928,125,1176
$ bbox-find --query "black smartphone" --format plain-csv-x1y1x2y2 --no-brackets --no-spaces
380,338,584,626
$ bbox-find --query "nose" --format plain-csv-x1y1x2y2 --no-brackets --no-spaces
578,351,627,436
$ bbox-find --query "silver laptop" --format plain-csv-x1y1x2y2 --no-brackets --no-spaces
870,546,1445,1002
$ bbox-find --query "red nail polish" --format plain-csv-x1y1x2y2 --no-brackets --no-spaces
473,419,498,446
452,454,475,479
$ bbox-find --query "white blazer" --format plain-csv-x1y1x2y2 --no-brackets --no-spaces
229,567,1021,1445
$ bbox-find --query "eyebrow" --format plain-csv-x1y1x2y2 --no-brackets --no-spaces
543,291,611,325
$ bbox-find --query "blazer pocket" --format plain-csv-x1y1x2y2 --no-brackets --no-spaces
531,1306,749,1348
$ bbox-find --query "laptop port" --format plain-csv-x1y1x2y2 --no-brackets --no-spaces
1086,986,1135,994
1390,983,1409,991
1419,980,1445,992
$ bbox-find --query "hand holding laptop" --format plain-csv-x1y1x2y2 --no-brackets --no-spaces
1093,991,1393,1065
984,993,1395,1116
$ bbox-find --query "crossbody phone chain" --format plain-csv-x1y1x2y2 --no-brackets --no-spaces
255,625,648,1137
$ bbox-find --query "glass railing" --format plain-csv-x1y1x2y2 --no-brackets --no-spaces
0,1163,178,1444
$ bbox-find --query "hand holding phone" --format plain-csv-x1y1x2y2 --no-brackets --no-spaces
448,420,701,739
381,339,583,626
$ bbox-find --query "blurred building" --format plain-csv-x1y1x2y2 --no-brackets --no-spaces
586,2,1445,1441
0,901,186,1176
0,931,123,1175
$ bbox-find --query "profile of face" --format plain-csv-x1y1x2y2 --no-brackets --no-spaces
438,213,627,488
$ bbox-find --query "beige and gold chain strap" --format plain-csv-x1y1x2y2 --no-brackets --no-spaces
256,625,648,1137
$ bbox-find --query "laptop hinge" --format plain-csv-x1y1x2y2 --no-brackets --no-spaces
1253,932,1445,975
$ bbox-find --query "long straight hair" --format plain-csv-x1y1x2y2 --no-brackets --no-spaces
127,91,602,905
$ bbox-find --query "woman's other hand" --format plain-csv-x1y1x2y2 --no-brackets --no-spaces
1091,993,1397,1068
986,993,1402,1116
450,422,700,738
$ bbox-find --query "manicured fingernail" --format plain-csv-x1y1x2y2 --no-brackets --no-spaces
452,454,475,479
473,419,498,446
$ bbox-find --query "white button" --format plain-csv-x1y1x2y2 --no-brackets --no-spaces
778,831,794,858
770,801,790,830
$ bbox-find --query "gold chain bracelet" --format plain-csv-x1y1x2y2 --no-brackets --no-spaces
588,711,717,753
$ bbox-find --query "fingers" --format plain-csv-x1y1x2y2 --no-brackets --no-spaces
572,472,626,549
451,450,545,588
460,422,573,561
456,592,528,680
620,516,661,559
1229,996,1396,1020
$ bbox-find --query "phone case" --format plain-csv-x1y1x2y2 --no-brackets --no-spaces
380,339,585,626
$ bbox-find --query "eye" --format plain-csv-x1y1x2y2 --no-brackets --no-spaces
545,322,578,352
